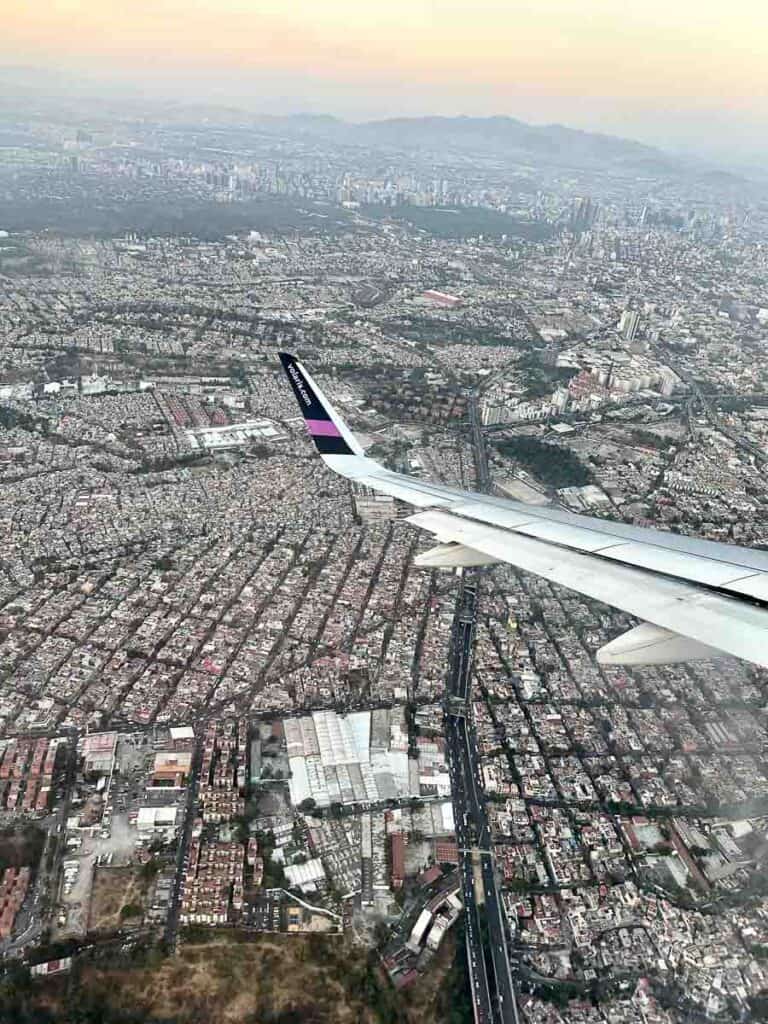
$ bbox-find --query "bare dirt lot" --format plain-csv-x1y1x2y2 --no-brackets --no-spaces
87,866,147,933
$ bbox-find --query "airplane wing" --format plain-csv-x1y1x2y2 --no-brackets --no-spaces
279,352,768,668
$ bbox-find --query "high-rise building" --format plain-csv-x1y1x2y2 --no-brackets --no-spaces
618,310,640,342
570,196,599,235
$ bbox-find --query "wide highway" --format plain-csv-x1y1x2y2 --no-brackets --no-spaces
446,581,520,1024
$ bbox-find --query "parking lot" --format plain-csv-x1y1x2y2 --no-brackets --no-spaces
241,891,283,931
55,732,184,938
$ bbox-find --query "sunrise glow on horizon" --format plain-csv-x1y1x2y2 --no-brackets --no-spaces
4,0,767,152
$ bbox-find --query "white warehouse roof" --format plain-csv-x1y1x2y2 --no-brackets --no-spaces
284,857,326,892
169,726,195,741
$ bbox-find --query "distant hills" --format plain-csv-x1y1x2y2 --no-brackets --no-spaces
249,113,680,172
0,67,736,176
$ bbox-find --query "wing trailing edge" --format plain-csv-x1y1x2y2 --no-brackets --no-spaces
279,352,768,668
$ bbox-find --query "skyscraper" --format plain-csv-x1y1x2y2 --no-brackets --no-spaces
618,310,640,342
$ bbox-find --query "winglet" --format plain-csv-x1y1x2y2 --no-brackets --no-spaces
278,352,365,458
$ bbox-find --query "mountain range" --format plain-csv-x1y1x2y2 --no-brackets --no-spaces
249,113,680,172
0,67,746,177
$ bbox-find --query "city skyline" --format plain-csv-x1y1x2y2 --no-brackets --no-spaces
3,0,768,163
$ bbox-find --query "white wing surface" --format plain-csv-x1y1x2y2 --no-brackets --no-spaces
279,352,768,668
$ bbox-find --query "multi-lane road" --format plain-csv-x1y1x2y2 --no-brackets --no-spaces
164,737,203,951
446,581,520,1024
469,398,492,493
448,583,493,1022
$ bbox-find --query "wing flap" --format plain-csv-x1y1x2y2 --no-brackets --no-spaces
724,575,768,601
597,623,727,666
414,543,501,568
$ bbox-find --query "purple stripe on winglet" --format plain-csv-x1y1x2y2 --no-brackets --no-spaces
305,418,341,437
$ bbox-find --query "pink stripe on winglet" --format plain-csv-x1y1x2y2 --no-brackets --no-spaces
306,419,341,437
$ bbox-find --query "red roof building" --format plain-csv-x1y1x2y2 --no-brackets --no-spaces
435,840,459,864
390,833,406,889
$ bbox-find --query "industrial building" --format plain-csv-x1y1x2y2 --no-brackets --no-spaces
285,709,412,809
185,419,285,451
137,806,178,839
284,857,326,893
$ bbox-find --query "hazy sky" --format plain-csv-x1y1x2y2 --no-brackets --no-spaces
5,0,768,159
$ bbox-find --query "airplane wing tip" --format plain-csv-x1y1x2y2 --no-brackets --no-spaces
279,349,364,459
